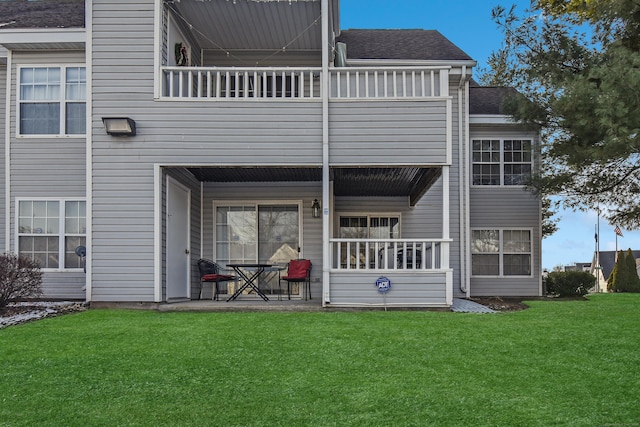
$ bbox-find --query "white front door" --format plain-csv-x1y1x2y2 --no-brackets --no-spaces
166,177,191,300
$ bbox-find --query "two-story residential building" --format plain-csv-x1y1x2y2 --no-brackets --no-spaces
0,0,542,308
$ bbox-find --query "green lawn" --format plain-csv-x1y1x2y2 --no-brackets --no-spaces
1,294,639,426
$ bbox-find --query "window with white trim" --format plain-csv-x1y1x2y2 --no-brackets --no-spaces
19,66,86,136
472,229,532,276
472,139,532,185
18,200,86,269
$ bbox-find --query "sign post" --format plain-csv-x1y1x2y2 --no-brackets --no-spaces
375,276,391,311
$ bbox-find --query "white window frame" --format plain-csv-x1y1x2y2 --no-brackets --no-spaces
471,139,533,187
337,213,402,238
471,228,533,277
212,200,304,263
16,198,87,271
17,65,87,138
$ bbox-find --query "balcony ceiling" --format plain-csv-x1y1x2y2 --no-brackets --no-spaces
186,166,441,205
169,0,322,52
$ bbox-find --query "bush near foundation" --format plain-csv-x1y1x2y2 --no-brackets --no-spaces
545,271,595,297
0,252,43,310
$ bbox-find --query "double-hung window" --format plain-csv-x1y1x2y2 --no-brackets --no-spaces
472,139,532,186
19,66,86,136
17,200,86,269
472,229,532,276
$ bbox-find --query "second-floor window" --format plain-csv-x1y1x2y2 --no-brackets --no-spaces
19,66,86,136
472,139,532,186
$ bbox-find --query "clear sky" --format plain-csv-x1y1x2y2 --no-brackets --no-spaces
339,0,640,270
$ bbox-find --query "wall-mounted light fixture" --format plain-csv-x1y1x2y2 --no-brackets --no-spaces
102,117,136,136
311,199,321,218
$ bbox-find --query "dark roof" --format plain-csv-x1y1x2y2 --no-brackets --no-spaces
0,0,84,29
597,250,640,280
469,86,520,115
336,29,472,61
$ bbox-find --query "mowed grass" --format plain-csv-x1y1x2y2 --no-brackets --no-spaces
1,294,639,426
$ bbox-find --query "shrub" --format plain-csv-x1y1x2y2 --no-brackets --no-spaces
0,252,43,309
545,270,595,297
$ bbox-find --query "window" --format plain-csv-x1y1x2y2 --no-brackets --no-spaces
19,66,86,135
18,200,86,269
339,215,399,269
472,139,532,186
339,216,399,239
472,229,531,276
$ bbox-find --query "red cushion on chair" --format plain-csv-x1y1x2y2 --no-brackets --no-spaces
202,274,234,282
283,259,311,280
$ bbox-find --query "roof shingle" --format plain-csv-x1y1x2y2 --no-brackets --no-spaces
0,0,84,29
336,29,473,61
469,86,520,115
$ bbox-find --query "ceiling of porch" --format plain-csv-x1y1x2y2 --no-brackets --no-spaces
167,0,323,53
186,166,442,206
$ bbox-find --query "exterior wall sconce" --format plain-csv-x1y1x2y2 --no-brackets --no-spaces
102,117,136,136
311,199,321,218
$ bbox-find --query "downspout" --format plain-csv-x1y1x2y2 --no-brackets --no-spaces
85,0,93,301
321,0,330,305
464,78,471,297
4,51,11,252
458,66,468,294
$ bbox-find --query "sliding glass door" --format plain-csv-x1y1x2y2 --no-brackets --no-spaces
215,203,300,297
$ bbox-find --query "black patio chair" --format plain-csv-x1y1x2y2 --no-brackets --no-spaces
197,259,236,301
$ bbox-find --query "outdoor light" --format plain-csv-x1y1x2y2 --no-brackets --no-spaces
311,199,321,218
102,117,136,136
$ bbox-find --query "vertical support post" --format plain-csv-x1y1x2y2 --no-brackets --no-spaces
321,0,330,304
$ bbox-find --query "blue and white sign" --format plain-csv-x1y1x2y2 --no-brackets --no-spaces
375,276,392,293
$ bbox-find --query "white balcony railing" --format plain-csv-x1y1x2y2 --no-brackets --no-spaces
330,67,449,99
331,239,450,271
162,67,322,99
161,66,451,100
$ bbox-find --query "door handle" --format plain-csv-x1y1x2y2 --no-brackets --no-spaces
185,249,190,254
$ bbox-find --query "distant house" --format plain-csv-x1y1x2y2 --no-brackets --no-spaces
562,262,592,273
0,0,542,307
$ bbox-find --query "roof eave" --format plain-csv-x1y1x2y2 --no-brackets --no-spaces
0,28,85,50
345,58,477,67
469,114,515,125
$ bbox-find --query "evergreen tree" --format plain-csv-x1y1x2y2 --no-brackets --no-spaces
482,0,640,229
622,248,640,292
607,250,625,292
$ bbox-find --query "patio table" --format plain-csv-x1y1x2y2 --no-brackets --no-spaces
226,263,272,301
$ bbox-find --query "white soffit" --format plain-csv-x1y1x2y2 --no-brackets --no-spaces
0,28,85,50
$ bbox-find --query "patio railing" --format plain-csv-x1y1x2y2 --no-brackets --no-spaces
329,67,450,99
162,67,322,99
330,239,450,271
160,66,451,100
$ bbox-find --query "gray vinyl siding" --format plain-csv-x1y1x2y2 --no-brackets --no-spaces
200,181,322,299
91,0,323,301
8,51,87,299
41,273,86,300
9,51,86,206
0,64,5,250
329,271,448,306
329,100,448,165
469,127,541,296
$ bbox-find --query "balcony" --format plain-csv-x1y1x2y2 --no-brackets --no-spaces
160,66,450,100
